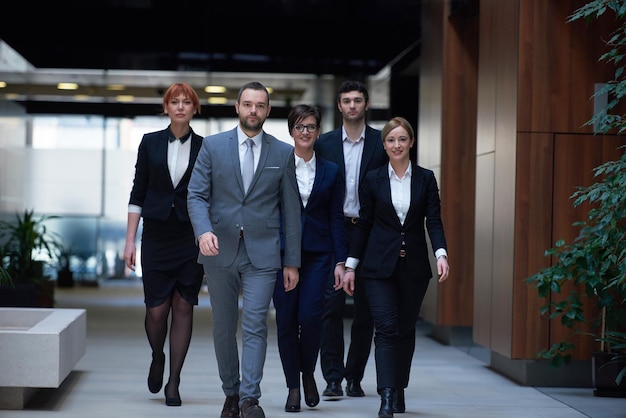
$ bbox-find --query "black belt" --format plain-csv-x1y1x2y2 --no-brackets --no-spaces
345,217,358,224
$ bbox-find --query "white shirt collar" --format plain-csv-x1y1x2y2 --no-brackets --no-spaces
341,125,366,143
237,126,261,147
388,163,412,180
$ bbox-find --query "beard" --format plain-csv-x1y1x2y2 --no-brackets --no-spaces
240,116,264,133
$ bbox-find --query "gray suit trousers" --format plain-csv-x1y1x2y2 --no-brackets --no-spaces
204,238,279,402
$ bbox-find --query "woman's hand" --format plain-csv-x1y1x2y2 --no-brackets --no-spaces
342,269,355,296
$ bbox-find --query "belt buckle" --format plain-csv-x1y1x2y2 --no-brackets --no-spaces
399,249,406,257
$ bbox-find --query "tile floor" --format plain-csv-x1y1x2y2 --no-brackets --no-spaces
1,279,625,418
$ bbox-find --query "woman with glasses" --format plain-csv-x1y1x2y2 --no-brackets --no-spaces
273,104,347,412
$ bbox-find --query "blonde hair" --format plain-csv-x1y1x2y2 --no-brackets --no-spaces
381,116,414,140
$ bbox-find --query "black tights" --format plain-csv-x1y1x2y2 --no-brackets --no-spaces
145,289,193,398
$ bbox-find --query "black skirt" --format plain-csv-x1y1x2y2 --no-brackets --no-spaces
141,209,203,307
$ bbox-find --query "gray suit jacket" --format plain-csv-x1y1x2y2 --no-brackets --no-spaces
187,127,301,269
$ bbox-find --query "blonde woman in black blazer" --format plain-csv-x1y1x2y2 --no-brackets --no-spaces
124,83,204,407
341,117,450,418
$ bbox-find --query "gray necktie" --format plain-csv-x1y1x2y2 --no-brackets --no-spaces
242,138,255,192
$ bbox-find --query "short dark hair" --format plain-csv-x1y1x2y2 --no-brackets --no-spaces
237,81,270,103
287,104,322,132
337,80,369,103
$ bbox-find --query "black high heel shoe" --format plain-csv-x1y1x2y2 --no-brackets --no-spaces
285,387,301,412
302,373,319,407
164,383,181,407
147,352,165,394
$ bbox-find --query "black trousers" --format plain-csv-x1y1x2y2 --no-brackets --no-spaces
320,220,374,384
364,258,431,391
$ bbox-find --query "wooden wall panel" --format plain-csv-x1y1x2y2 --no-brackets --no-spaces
512,133,553,358
518,0,619,134
439,0,479,327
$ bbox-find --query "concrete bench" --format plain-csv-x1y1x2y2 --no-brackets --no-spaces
0,308,86,409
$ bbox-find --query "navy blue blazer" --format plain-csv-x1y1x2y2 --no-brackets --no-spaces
129,126,203,222
349,162,447,280
314,125,388,188
300,155,347,262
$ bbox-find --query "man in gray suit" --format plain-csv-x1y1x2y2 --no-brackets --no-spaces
187,81,301,418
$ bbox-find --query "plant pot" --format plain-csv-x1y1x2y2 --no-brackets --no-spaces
0,283,38,307
0,280,55,308
57,269,74,288
592,351,626,398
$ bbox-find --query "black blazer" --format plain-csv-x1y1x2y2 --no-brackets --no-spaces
314,125,388,187
129,126,203,222
349,162,447,280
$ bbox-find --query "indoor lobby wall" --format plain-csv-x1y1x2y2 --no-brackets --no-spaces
475,0,625,386
418,0,478,344
419,0,625,386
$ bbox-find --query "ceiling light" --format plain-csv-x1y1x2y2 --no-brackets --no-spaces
205,85,227,93
107,84,126,91
208,97,228,104
57,82,79,90
0,81,6,88
116,95,135,102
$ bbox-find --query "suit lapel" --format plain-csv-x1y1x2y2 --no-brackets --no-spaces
405,163,423,224
376,168,403,228
228,129,246,192
308,157,326,205
359,127,377,183
330,130,346,177
158,130,175,189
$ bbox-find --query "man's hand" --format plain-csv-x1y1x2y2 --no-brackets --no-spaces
198,231,219,256
283,266,299,292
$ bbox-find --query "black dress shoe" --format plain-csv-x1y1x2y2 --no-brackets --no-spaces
393,388,405,413
322,381,343,397
302,373,319,407
284,388,301,412
346,379,365,397
220,394,240,418
147,352,165,394
164,383,181,406
241,398,265,418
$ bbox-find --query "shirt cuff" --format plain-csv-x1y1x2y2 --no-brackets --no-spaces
345,257,359,270
435,248,448,259
128,204,142,214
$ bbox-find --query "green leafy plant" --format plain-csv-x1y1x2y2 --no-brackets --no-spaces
0,209,61,285
526,152,626,380
526,0,626,386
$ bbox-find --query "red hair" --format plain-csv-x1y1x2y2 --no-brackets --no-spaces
162,83,201,115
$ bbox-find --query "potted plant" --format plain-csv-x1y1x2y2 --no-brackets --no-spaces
0,209,61,307
526,0,626,398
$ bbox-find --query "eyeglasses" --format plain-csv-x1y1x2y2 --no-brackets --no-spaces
294,124,319,133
